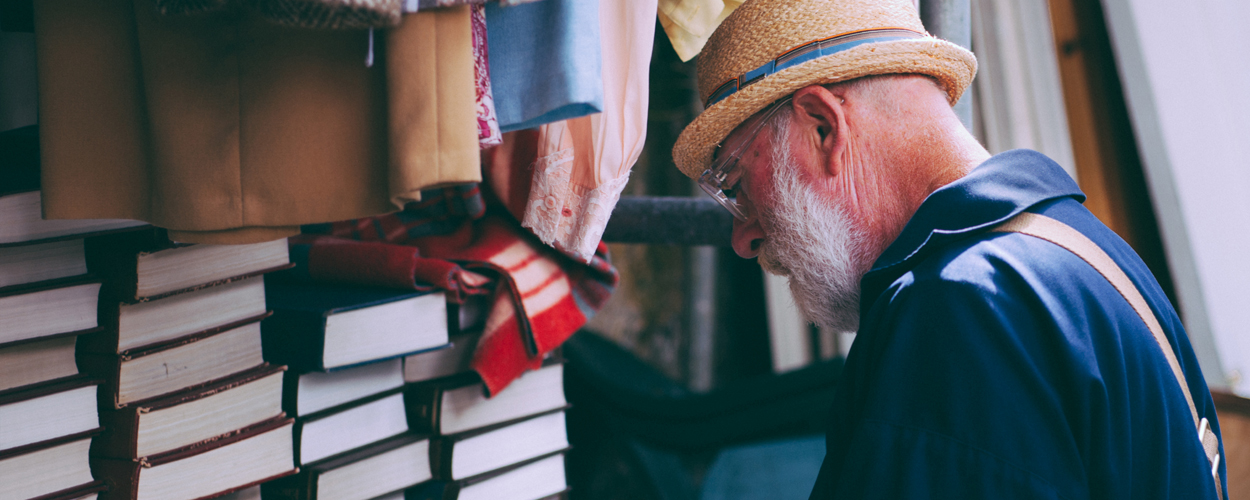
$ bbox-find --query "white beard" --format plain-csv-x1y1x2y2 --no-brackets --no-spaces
755,136,873,333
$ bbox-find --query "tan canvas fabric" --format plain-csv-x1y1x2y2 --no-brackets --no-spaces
385,6,481,206
34,0,479,244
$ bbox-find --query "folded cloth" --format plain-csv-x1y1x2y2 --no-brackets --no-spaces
484,0,603,133
284,236,495,301
299,185,618,396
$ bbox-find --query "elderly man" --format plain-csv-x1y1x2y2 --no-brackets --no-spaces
672,0,1228,498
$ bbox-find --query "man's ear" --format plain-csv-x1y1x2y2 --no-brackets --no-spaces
790,85,849,178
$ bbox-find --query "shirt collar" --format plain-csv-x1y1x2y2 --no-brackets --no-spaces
860,149,1085,305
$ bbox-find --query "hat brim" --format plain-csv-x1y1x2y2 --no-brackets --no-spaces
673,38,977,179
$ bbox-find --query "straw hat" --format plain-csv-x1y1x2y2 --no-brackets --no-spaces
672,0,977,179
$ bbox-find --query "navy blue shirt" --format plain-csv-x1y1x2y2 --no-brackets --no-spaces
809,150,1227,499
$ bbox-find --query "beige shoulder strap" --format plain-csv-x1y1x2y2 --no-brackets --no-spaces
992,212,1223,499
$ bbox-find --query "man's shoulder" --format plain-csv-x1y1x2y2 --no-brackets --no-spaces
884,221,1107,314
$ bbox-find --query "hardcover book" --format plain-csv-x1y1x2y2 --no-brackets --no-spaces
0,275,102,348
283,358,406,418
78,317,267,408
83,277,269,355
406,363,567,436
93,365,285,459
261,433,432,500
295,389,409,465
263,282,449,372
34,481,108,500
0,376,99,454
0,429,101,500
91,417,296,500
403,332,479,384
0,335,80,393
0,239,86,289
406,452,568,500
216,486,260,500
85,229,292,303
430,410,569,481
0,189,147,248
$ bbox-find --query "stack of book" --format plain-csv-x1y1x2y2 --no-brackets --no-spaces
259,282,452,500
404,358,572,500
402,295,572,500
0,148,146,500
259,280,571,500
79,229,298,500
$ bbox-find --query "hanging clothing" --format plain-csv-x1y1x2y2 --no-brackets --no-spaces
153,0,403,29
418,0,541,7
471,4,502,149
484,0,653,263
293,185,619,396
484,0,603,133
657,0,742,62
34,0,479,244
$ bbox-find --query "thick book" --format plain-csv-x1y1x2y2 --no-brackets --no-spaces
0,125,146,247
263,282,449,372
78,317,267,408
91,417,296,500
216,486,260,500
295,388,409,465
407,451,569,500
403,331,479,384
85,229,292,303
0,275,102,348
0,190,147,247
0,334,80,393
34,481,109,500
431,410,569,481
262,433,432,500
0,239,86,289
0,376,99,454
84,276,269,355
0,429,102,500
284,358,406,418
406,363,567,436
93,365,285,459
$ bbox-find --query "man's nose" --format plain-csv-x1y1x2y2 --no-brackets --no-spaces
731,215,766,259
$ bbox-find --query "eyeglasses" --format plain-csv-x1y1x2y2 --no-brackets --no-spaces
698,97,792,221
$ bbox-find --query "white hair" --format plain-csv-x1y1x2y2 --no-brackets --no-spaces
755,112,874,332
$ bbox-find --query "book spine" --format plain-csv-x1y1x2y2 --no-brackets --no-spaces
403,383,443,435
75,351,123,409
90,456,140,500
260,311,328,373
281,371,300,417
91,407,140,459
83,231,148,302
258,470,314,500
405,480,457,500
428,436,452,480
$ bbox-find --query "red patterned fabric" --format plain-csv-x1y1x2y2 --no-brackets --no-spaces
472,4,503,148
296,186,617,395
